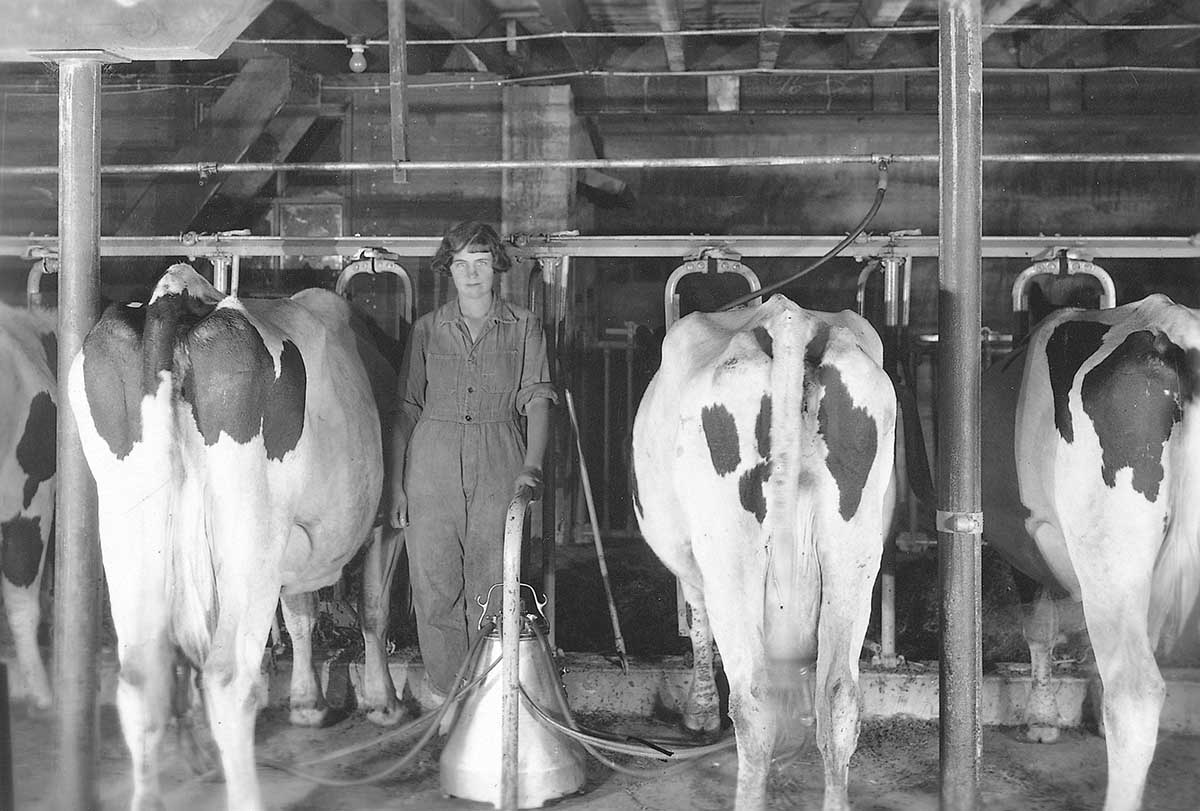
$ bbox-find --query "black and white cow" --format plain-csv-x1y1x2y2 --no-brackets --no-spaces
632,294,896,811
1,301,56,712
982,293,1200,811
68,264,405,811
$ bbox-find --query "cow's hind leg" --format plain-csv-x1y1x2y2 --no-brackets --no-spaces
1022,587,1063,743
359,525,405,725
1079,583,1163,811
279,591,328,727
814,537,882,811
679,582,722,735
202,592,279,811
1,570,52,712
115,634,175,811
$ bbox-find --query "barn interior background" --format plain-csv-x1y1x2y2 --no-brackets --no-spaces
1,1,1199,664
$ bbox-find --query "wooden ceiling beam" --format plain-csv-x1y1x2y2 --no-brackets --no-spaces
649,0,687,72
406,0,510,73
981,0,1033,44
490,0,598,69
758,0,793,71
116,59,300,236
291,0,389,38
1018,0,1150,67
847,0,915,64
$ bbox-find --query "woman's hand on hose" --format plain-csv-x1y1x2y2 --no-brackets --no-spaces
384,479,409,529
513,465,543,501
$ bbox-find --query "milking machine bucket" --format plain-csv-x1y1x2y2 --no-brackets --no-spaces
440,586,586,808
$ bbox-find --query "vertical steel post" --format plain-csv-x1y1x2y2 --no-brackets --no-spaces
53,57,103,811
936,0,984,806
387,0,410,184
1,663,11,811
938,1,983,808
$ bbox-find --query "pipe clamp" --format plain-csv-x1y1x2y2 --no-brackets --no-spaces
936,509,983,536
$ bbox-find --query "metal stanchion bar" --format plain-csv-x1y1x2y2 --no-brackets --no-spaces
938,1,984,808
3,151,1200,177
53,56,104,811
4,234,1199,261
0,663,11,811
501,485,535,810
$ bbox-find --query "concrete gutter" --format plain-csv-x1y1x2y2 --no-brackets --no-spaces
5,650,1198,734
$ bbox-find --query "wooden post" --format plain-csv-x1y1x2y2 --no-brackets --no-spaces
501,84,574,307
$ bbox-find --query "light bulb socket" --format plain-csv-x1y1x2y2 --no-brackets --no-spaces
347,37,367,73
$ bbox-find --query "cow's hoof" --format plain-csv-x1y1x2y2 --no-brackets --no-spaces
681,713,722,738
367,702,408,727
131,793,166,811
289,705,328,727
1024,724,1060,744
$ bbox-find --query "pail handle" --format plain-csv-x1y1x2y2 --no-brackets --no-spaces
477,582,548,630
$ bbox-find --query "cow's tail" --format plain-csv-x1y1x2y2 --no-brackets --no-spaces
144,264,222,667
762,309,820,751
1150,350,1200,654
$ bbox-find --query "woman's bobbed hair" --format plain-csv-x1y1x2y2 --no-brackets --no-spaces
430,221,512,276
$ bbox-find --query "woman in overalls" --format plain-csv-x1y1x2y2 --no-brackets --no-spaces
385,221,556,708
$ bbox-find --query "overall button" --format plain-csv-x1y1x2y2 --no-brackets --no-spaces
467,386,475,393
465,415,473,422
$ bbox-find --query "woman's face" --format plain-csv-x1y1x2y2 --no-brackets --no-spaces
449,245,495,304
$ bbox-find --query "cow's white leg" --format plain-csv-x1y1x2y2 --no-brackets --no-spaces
1079,588,1163,811
679,582,721,735
701,579,773,811
814,547,879,811
115,635,174,811
1022,588,1062,743
202,595,277,811
278,591,327,727
359,525,405,725
2,576,51,711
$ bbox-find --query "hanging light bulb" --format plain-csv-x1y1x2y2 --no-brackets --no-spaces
347,37,368,73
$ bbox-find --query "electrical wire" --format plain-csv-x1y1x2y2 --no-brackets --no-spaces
230,22,1200,49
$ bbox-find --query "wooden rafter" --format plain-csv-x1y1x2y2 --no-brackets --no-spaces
491,0,598,68
291,0,389,38
649,0,686,72
847,0,915,63
1018,0,1152,67
407,0,510,73
116,59,299,236
981,0,1034,44
758,0,793,71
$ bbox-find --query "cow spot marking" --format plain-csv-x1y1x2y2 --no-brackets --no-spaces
82,304,148,460
1,515,44,588
701,403,741,476
817,365,877,521
739,461,771,524
755,394,772,458
183,309,307,461
1081,329,1185,501
1046,320,1110,444
16,390,56,509
751,326,773,358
